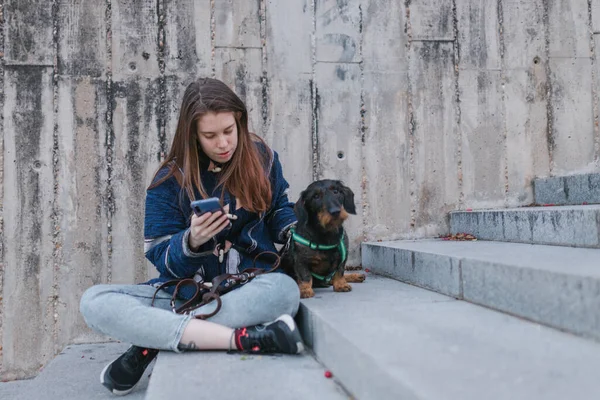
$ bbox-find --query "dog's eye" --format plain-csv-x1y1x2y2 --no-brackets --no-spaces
313,193,321,200
332,189,339,194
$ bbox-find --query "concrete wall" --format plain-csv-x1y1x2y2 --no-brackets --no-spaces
1,0,599,379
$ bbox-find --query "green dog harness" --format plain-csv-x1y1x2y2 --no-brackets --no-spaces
289,227,347,284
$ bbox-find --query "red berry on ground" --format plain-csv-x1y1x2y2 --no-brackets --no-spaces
324,370,333,378
365,268,370,273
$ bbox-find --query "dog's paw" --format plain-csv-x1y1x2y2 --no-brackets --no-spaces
344,273,365,283
333,282,352,292
300,286,315,298
298,281,315,298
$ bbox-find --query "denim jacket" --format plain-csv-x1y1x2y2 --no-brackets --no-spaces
142,148,297,300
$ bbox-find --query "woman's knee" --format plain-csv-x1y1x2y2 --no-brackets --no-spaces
79,284,113,322
258,273,300,317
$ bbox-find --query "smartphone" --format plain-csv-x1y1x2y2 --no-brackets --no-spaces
190,197,225,217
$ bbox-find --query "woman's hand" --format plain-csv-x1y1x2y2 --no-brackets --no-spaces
189,204,231,251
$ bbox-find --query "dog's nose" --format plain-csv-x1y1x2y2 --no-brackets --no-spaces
329,208,341,217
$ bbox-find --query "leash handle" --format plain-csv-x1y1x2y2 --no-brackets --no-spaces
151,250,281,319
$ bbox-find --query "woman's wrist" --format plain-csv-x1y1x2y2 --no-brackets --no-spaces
184,228,211,255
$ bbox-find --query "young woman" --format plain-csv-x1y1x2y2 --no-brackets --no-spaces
80,78,302,396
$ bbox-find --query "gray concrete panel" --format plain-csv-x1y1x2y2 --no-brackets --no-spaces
362,242,462,297
214,0,261,48
502,0,550,206
265,0,313,202
2,66,57,379
55,77,111,347
549,57,595,174
4,0,53,65
215,47,264,137
57,0,107,77
410,41,460,235
111,0,159,79
163,0,212,77
315,0,361,63
534,173,600,205
363,240,600,339
109,78,161,285
459,69,506,208
315,61,363,266
362,0,412,240
547,0,590,58
409,0,455,41
450,205,600,247
146,351,348,400
456,0,501,70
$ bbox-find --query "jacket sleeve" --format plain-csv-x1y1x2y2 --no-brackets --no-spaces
265,151,298,244
143,171,215,279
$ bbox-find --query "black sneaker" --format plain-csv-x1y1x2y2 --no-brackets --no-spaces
100,346,158,395
234,314,305,354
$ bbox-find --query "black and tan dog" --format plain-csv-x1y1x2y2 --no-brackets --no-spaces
282,179,365,299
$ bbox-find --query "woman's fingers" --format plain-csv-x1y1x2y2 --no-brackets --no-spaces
200,214,230,237
189,204,232,250
194,213,226,233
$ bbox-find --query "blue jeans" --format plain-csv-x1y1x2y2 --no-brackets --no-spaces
80,273,300,352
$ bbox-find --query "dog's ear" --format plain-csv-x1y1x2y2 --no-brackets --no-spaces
341,184,356,214
294,191,309,224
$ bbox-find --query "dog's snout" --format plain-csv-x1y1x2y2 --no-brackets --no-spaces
328,206,341,216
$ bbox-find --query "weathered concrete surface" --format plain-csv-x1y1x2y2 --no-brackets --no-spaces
0,0,5,375
265,0,313,203
146,350,348,400
409,40,460,235
450,205,600,248
0,379,31,400
502,0,550,206
14,342,148,400
110,1,161,286
214,0,264,137
534,173,600,205
4,0,53,65
215,48,264,137
547,0,595,174
3,65,57,380
362,240,600,340
298,275,600,400
409,0,454,41
163,0,213,149
315,0,364,265
55,1,110,352
457,0,505,209
362,241,462,297
362,0,412,241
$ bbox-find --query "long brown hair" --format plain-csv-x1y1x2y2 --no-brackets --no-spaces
149,78,272,213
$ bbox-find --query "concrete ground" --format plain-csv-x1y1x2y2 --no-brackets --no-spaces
1,342,150,400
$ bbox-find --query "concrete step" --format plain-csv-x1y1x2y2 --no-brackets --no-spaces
0,378,31,399
9,342,149,400
362,240,600,340
297,275,600,400
145,350,348,400
450,205,600,248
534,173,600,205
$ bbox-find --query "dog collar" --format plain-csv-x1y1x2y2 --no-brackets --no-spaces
289,227,348,283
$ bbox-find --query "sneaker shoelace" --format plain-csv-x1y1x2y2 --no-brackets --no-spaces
245,328,278,352
121,348,148,372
